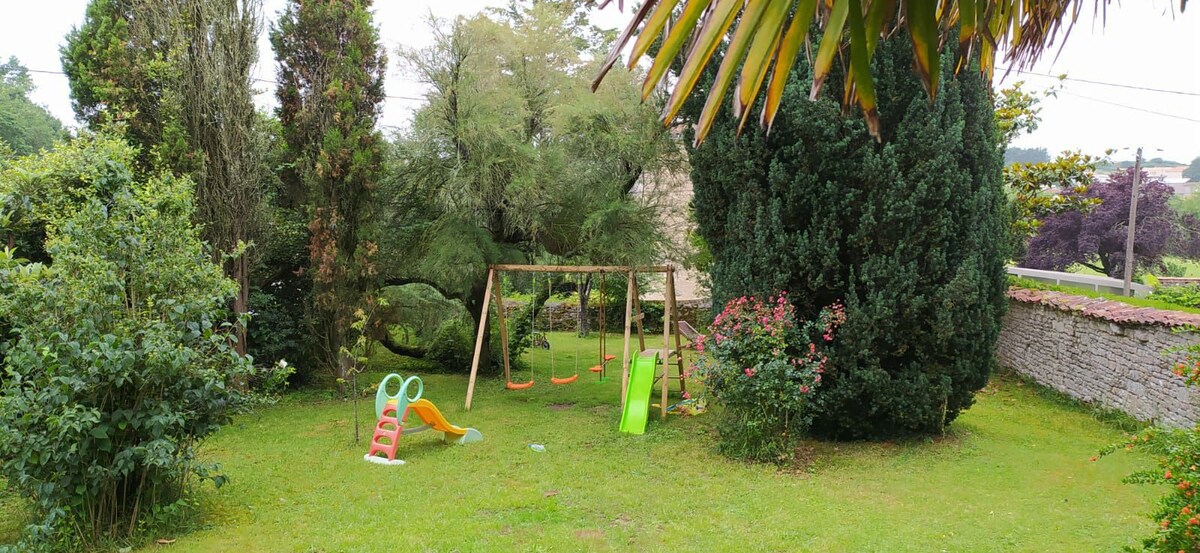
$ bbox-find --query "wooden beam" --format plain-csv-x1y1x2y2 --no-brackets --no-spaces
621,270,635,408
490,264,671,273
465,268,495,410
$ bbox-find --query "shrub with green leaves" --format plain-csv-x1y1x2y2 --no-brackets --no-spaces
1101,350,1200,552
427,319,474,372
693,293,844,462
1149,284,1200,310
0,143,249,549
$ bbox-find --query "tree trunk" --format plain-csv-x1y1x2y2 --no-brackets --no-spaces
577,274,591,337
378,331,429,358
466,275,492,373
233,253,249,357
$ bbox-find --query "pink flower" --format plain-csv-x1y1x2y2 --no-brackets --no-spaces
682,391,691,400
799,385,810,393
823,332,833,342
744,367,756,377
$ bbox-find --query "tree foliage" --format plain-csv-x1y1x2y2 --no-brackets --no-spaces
1004,146,1049,165
387,1,680,370
688,34,1007,439
136,0,269,355
272,0,387,386
61,0,169,163
0,57,64,156
994,80,1099,246
1186,156,1200,181
1023,169,1185,277
0,135,249,549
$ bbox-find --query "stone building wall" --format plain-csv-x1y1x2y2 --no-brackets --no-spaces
997,288,1200,428
502,301,709,335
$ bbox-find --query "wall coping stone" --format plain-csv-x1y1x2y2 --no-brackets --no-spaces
1008,287,1200,328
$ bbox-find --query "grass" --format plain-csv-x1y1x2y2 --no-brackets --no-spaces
0,332,1162,551
1010,276,1200,314
1068,256,1200,279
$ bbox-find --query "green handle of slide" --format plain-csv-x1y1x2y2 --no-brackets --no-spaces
375,373,424,418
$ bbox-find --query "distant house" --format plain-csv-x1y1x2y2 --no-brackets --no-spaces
1097,165,1196,196
628,158,708,305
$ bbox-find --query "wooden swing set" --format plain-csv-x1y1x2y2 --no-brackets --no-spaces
465,264,688,420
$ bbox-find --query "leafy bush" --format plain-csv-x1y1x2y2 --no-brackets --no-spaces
428,319,474,372
0,149,250,549
1101,349,1200,552
1149,285,1200,310
693,293,844,462
688,34,1007,439
246,286,308,378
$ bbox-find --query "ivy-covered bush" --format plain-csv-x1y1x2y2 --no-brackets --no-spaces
693,293,844,462
0,139,249,549
687,34,1007,439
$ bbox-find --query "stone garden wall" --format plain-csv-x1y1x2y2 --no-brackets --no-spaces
502,300,709,335
997,288,1200,428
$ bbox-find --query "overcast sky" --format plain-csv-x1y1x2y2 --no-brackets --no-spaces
1,0,1197,163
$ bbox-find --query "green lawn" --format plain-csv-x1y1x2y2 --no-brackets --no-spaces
1068,255,1200,278
0,332,1161,551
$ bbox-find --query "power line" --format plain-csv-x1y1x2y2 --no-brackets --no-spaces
22,68,425,102
996,66,1200,97
1060,90,1200,124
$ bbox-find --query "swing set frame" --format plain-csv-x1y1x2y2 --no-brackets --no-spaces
465,264,688,421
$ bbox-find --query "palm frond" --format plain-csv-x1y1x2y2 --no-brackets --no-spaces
594,0,1187,144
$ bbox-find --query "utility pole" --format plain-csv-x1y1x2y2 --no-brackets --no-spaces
1122,147,1144,296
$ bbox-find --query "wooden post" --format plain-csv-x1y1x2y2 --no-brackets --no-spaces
669,267,685,394
492,274,512,385
631,278,645,353
621,270,635,408
660,268,673,420
465,268,495,410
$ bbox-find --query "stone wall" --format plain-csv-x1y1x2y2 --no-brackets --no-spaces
502,300,710,334
997,288,1200,428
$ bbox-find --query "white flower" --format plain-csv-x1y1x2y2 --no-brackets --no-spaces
278,359,289,368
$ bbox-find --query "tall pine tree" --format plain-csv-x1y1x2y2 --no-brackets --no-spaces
271,0,386,387
688,34,1007,439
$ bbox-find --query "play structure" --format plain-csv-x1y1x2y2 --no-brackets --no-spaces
365,373,483,466
465,264,688,433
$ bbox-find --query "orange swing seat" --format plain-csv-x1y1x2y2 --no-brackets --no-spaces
550,374,578,385
506,380,534,390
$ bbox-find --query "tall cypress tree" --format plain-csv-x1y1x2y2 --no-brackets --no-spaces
688,35,1007,439
271,0,386,388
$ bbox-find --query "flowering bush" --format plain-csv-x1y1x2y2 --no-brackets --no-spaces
692,293,844,462
1100,347,1200,552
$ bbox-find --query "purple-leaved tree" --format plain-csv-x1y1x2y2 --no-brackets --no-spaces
1023,168,1182,277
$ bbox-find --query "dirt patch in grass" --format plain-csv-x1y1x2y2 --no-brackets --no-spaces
547,402,575,411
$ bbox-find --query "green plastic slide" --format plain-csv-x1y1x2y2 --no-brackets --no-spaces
619,350,659,435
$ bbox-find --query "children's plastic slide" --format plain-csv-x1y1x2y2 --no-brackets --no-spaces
405,399,484,444
619,350,659,435
365,373,482,466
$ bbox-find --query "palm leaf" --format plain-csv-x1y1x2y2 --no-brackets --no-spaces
661,0,742,124
732,0,791,133
595,0,1190,144
761,0,819,132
